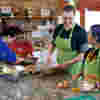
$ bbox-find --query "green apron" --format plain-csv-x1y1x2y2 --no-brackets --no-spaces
84,48,100,83
96,49,100,80
55,24,82,79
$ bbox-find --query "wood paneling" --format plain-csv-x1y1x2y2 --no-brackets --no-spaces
0,0,61,19
32,8,40,16
32,0,41,8
0,0,11,6
80,9,85,28
80,0,100,10
56,8,63,16
32,0,57,8
24,1,32,8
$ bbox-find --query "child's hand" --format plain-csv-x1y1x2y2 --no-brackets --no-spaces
72,72,83,80
56,64,69,69
16,57,24,64
56,80,69,88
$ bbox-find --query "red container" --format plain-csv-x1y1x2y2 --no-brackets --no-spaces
8,40,34,57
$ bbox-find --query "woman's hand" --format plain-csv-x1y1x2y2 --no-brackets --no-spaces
72,56,81,64
47,55,52,64
56,64,69,69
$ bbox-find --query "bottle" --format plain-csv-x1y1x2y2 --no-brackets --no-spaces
72,80,80,93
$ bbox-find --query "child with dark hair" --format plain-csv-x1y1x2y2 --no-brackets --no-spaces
82,24,100,87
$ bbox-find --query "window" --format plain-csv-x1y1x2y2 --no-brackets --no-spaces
74,10,80,25
85,9,100,31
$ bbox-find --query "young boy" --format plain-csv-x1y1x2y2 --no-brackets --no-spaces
84,24,100,82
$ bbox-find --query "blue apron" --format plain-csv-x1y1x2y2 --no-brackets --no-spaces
0,37,16,63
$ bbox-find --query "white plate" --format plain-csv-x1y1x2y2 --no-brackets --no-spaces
16,65,24,72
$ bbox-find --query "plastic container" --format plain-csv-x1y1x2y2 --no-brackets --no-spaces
40,50,57,64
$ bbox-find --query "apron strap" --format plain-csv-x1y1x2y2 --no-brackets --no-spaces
58,24,76,56
59,24,76,39
69,24,76,38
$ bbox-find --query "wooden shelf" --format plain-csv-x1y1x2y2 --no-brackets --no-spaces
0,16,57,20
32,16,56,19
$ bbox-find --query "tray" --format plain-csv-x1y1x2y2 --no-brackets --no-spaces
64,96,96,100
80,81,96,92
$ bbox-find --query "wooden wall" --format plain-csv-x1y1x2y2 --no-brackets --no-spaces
0,0,63,16
80,0,100,10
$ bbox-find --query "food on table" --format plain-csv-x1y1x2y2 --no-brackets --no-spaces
56,82,64,88
56,80,69,88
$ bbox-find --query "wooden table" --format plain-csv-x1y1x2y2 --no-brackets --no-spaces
32,71,73,100
24,64,100,100
24,64,36,73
